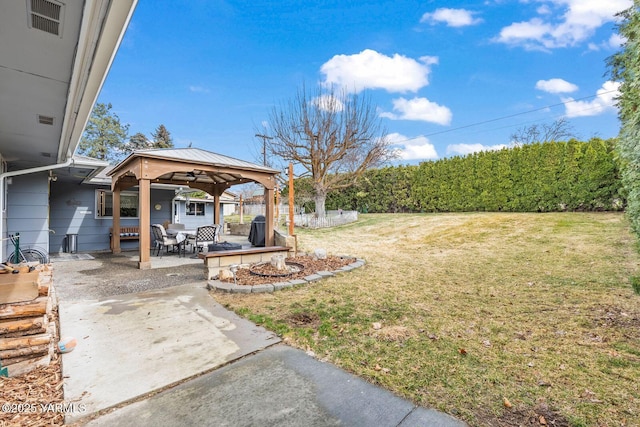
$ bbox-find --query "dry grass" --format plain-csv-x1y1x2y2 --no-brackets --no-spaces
214,212,640,426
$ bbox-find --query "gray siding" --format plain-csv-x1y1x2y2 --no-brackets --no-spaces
175,200,225,230
6,173,50,258
49,184,176,253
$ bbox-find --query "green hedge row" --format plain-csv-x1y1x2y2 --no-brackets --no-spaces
315,138,624,213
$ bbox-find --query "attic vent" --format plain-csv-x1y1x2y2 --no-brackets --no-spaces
27,0,63,36
38,115,54,125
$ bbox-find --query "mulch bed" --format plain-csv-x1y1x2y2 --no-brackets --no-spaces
220,255,355,286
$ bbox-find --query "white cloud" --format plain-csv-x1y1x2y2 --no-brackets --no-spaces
188,85,209,93
446,143,507,156
537,4,552,15
535,78,579,93
420,8,483,27
312,95,345,112
320,49,438,93
380,97,452,125
588,33,626,51
562,80,620,117
494,0,632,50
609,33,626,48
389,133,439,160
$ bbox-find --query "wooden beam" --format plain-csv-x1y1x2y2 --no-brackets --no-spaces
288,162,295,236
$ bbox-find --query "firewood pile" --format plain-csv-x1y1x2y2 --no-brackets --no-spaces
0,264,58,378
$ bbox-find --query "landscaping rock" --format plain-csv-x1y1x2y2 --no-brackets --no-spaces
316,271,334,278
252,284,274,293
273,282,293,291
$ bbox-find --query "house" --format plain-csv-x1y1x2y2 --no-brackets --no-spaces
0,0,138,260
173,191,238,225
1,2,281,265
46,163,241,254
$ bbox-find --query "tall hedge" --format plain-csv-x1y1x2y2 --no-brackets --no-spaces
315,138,623,213
608,2,640,236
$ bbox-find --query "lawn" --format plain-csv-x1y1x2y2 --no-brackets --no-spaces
214,212,640,426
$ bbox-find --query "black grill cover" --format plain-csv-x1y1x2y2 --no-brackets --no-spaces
248,215,266,247
208,242,242,252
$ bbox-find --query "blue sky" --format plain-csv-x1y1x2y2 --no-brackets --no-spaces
97,0,630,165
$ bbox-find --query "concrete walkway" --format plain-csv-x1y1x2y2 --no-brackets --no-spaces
54,255,466,426
59,283,280,423
86,345,465,427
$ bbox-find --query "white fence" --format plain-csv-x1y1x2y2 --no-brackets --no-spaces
239,204,358,229
240,204,291,216
293,210,358,229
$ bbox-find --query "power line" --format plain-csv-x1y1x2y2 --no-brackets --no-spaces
393,89,618,145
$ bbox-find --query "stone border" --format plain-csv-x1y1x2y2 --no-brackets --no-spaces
207,258,366,294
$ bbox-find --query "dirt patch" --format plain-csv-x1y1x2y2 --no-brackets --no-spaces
286,311,320,327
477,403,570,427
593,305,640,334
371,325,414,342
220,255,355,286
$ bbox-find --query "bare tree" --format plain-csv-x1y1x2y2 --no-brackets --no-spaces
259,84,395,217
510,118,577,146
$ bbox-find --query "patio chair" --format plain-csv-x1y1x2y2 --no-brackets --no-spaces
151,224,183,257
188,225,218,253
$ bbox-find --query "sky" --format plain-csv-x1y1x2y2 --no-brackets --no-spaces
97,0,630,166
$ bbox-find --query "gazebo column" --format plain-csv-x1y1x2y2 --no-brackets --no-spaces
213,193,220,224
112,188,121,253
264,186,274,246
138,178,151,270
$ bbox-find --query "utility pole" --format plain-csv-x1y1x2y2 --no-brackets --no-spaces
255,134,273,166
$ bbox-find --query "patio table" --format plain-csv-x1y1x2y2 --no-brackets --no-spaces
166,229,196,256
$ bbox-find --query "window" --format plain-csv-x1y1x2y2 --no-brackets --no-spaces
96,190,138,218
186,202,205,216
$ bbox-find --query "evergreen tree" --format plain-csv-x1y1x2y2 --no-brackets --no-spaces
128,132,151,152
78,103,129,163
151,124,174,148
608,1,640,234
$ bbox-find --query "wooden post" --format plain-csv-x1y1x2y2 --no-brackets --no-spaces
239,195,244,224
264,186,274,246
275,183,280,229
214,192,221,225
112,188,121,253
138,178,151,270
288,162,294,236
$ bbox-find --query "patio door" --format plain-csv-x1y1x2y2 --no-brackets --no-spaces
173,200,180,224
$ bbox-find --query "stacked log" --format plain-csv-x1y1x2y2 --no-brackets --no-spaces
0,265,57,377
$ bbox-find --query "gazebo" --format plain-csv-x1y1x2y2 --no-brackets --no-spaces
108,148,280,269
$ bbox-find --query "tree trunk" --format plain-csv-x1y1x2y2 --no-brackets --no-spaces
314,194,327,218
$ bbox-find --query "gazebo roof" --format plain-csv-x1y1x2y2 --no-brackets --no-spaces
108,147,280,192
121,148,279,173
